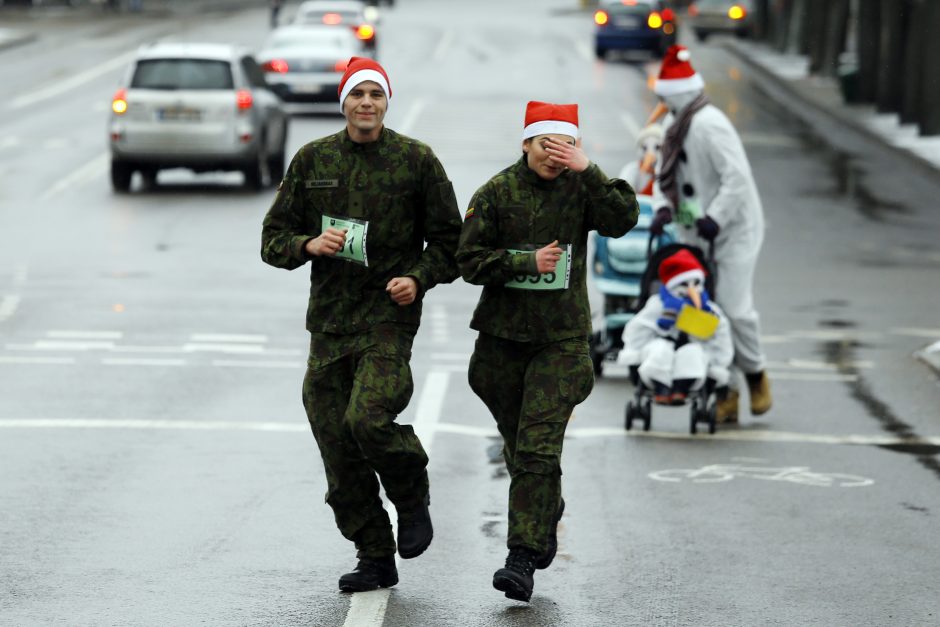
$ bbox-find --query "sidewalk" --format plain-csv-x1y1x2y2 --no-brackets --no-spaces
723,38,940,177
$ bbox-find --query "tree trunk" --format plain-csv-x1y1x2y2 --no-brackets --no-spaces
856,0,880,103
920,0,940,134
899,0,926,124
875,0,905,113
806,0,829,73
819,0,850,77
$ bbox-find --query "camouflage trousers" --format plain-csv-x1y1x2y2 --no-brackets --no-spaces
302,323,429,558
468,333,595,553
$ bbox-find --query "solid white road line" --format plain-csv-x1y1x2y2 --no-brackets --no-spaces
0,295,21,322
342,370,449,627
9,52,136,110
190,333,268,343
397,97,426,137
48,330,123,340
212,359,302,369
0,356,76,365
102,358,186,367
39,153,109,201
431,28,454,62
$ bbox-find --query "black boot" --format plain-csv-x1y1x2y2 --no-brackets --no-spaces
396,494,433,559
493,547,539,602
338,555,398,593
535,498,565,570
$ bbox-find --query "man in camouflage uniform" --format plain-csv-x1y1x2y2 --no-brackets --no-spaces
457,101,638,602
260,57,462,593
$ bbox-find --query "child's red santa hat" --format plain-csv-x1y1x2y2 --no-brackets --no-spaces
338,57,392,112
654,45,705,97
522,101,579,140
659,248,706,289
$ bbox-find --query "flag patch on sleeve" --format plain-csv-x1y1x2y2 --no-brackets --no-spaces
464,207,475,219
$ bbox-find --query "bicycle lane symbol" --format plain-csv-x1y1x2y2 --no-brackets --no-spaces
648,463,874,488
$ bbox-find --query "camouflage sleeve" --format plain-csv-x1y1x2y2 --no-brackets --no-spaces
403,153,462,292
581,162,640,239
456,187,538,286
260,151,317,270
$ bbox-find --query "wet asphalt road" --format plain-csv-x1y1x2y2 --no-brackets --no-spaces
1,1,939,626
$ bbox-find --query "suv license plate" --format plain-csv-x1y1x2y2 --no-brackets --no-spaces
614,16,640,28
157,107,202,121
291,84,323,94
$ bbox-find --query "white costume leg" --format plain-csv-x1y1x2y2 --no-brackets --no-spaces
672,343,707,391
638,338,676,388
714,255,765,374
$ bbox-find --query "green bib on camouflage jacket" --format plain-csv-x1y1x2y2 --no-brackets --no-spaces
457,157,639,343
261,127,462,334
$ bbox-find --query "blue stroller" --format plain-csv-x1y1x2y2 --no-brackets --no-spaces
589,195,675,375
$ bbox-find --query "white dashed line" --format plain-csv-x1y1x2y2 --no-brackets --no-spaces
0,295,21,322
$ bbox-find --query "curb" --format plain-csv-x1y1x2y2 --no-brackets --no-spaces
720,39,940,180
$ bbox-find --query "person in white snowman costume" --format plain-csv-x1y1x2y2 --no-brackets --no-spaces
619,248,733,405
648,45,772,423
618,123,664,196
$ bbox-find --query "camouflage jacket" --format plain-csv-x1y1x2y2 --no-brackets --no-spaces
261,127,462,334
457,157,638,343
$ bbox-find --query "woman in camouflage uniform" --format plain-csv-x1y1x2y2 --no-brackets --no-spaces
457,101,639,603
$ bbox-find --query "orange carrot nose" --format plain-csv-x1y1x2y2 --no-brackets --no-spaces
640,151,657,174
688,284,702,310
646,101,668,125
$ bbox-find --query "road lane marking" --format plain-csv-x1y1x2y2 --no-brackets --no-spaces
892,327,940,339
397,97,426,136
342,370,449,627
39,152,109,201
190,333,268,343
0,356,76,365
9,52,136,110
48,330,123,340
649,463,874,487
0,295,21,322
2,418,937,450
431,28,454,62
212,359,302,369
102,358,186,367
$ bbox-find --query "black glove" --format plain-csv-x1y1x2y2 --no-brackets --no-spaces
695,216,720,241
650,207,672,236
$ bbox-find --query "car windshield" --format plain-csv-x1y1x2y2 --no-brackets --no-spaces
603,1,655,15
296,9,361,24
695,0,751,7
131,59,234,90
267,30,353,49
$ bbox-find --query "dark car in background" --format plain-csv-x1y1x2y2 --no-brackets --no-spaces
687,0,754,40
594,0,677,60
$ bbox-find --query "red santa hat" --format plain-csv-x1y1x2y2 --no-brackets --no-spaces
654,45,705,97
659,248,706,290
522,101,579,140
338,56,391,112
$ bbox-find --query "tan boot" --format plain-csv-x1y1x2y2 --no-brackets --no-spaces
715,389,739,424
747,371,773,415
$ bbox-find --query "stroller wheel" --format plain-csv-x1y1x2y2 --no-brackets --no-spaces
708,403,717,434
689,404,700,434
625,401,636,430
642,399,652,431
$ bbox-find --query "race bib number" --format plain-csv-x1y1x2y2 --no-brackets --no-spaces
677,198,703,227
505,245,572,291
322,215,368,266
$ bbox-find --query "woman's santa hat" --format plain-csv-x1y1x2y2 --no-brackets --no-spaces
522,101,579,140
654,45,705,97
338,57,392,112
659,248,706,289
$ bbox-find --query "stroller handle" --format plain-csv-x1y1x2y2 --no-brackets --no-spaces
646,232,716,264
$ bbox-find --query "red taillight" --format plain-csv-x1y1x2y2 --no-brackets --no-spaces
323,12,342,24
662,8,675,21
355,24,375,40
729,4,746,19
236,89,253,111
688,3,699,16
263,59,289,73
594,10,609,25
112,88,128,114
334,59,349,72
648,11,664,28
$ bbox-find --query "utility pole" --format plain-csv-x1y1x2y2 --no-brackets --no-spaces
921,0,940,135
856,0,880,104
900,0,926,125
875,0,905,114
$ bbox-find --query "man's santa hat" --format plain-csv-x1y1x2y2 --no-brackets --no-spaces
522,101,579,140
654,45,705,97
338,57,391,112
659,248,706,290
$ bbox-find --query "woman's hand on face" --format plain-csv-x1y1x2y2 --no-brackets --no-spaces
535,240,564,274
543,138,589,173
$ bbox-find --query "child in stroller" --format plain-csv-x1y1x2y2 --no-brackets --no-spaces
617,246,733,434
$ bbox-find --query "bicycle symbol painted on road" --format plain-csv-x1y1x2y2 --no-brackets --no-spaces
649,463,874,488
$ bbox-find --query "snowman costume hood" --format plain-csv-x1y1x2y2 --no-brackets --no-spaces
651,45,767,376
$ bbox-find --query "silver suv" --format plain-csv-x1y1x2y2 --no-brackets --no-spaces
109,43,288,192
